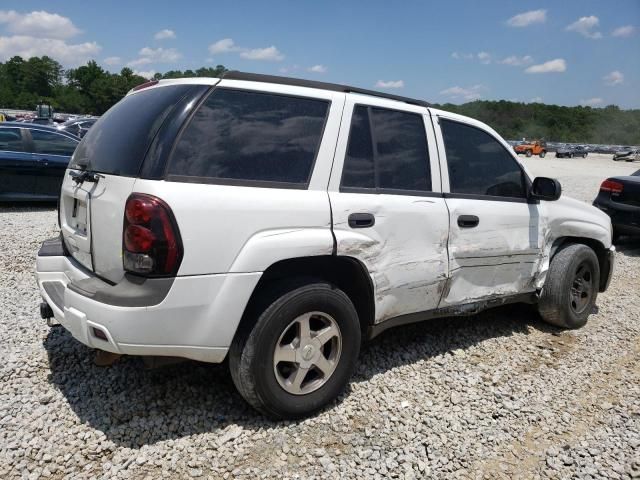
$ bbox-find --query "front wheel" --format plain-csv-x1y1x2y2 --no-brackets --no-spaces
229,281,361,419
526,150,533,157
539,151,546,158
538,244,600,329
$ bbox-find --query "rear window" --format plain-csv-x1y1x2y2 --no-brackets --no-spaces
70,85,193,175
31,130,77,156
167,88,330,187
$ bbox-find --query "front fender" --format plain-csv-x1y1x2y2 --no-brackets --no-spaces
229,228,334,273
535,196,612,288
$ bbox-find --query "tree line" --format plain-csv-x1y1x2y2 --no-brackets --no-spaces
1,55,638,144
0,56,227,116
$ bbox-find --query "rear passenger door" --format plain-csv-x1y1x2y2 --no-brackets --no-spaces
329,97,449,324
0,126,38,198
28,129,77,197
434,114,542,306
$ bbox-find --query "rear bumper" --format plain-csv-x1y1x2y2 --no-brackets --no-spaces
36,237,261,363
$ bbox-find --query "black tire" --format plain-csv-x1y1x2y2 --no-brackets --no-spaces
538,244,600,329
569,153,574,158
540,151,546,158
229,280,361,419
583,153,587,158
526,150,533,157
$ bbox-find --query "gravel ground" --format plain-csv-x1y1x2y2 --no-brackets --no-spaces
1,153,638,479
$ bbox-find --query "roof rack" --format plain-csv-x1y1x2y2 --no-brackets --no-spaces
222,71,431,108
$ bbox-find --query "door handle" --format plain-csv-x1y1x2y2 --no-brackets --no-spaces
457,215,479,228
348,213,375,228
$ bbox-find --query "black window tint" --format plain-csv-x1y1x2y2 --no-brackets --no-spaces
441,120,526,198
341,106,375,188
71,84,193,175
341,105,431,192
0,128,23,151
371,107,430,191
31,130,77,156
168,89,329,185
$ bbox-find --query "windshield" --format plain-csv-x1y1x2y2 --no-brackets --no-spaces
70,84,194,176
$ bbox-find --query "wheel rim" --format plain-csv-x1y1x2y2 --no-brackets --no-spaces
569,263,594,314
273,311,342,396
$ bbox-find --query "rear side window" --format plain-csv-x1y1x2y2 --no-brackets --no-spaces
440,119,526,198
0,128,23,151
31,130,77,156
168,88,330,186
341,105,431,193
71,85,194,175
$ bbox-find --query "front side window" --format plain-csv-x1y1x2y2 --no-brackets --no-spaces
440,119,526,198
168,88,330,186
0,128,24,151
341,105,431,193
31,130,77,156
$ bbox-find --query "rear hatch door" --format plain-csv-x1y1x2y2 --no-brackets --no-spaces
61,82,214,283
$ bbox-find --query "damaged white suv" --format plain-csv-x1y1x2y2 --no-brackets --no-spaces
36,72,614,418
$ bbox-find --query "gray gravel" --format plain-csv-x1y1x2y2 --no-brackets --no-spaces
1,153,639,479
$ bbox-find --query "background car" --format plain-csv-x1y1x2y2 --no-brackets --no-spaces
0,122,79,201
613,148,639,162
593,168,640,242
514,140,547,157
57,117,97,138
556,145,589,158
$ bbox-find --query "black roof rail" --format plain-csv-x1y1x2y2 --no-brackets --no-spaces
222,71,431,108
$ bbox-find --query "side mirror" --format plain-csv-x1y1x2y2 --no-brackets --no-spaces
531,177,561,201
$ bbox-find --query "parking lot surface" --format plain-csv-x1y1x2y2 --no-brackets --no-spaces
1,154,638,479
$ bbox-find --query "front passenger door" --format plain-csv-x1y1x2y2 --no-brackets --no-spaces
435,116,543,307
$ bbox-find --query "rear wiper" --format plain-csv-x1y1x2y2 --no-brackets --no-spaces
69,170,104,185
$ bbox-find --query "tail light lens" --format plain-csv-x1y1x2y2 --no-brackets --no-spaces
600,180,624,194
123,193,183,276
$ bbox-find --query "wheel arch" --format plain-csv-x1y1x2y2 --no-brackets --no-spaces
234,255,375,344
550,236,612,292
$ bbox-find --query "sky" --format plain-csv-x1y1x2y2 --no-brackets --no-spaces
0,1,639,108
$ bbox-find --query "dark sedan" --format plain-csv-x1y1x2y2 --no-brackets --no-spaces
593,169,640,241
556,145,588,158
0,122,79,201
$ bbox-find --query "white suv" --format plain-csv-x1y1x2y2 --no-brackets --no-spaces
36,72,614,418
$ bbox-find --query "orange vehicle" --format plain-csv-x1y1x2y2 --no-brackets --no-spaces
514,140,547,158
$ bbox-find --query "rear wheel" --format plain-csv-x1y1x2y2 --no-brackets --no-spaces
229,280,361,419
538,244,600,329
526,150,533,157
569,153,574,158
539,151,546,158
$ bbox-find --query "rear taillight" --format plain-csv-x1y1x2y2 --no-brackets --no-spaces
123,193,182,276
600,180,624,194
